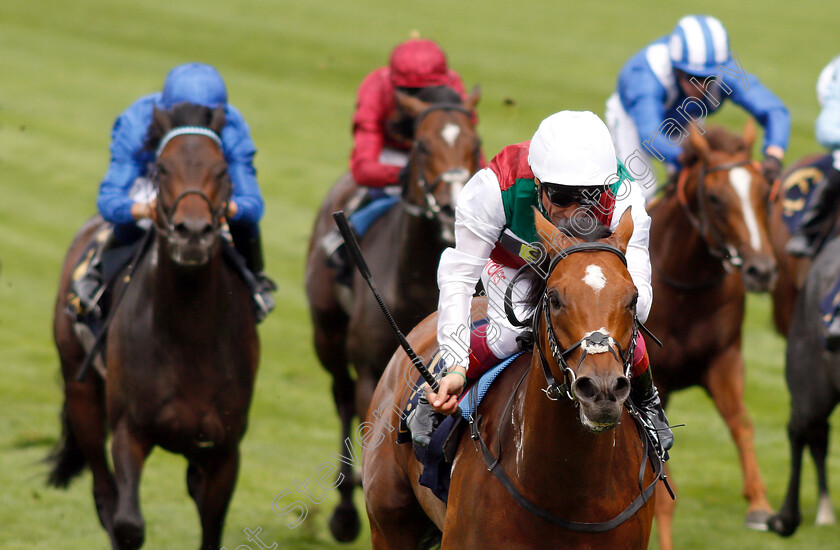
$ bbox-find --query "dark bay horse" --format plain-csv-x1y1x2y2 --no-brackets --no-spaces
767,233,840,536
362,210,658,549
645,121,777,550
767,153,833,336
49,104,258,550
305,86,481,541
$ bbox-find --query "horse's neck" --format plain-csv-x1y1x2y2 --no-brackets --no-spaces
150,239,235,336
395,211,446,290
650,192,726,283
510,358,637,502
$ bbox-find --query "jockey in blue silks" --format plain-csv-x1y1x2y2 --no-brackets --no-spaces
788,55,840,259
71,63,274,322
605,14,790,200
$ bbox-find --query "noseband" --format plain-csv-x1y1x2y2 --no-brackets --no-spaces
676,158,761,268
152,126,231,246
401,104,480,219
531,242,640,402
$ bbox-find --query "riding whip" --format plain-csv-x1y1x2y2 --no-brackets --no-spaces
332,211,439,392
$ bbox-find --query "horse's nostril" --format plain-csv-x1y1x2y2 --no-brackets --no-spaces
200,225,215,240
174,222,190,240
573,377,599,402
612,376,631,401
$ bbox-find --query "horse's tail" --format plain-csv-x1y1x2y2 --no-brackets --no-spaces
46,407,86,488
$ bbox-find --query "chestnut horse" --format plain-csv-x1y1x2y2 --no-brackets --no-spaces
645,121,777,550
362,210,659,549
306,86,481,541
48,104,259,550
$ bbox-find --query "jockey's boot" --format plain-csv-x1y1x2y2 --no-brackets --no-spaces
232,229,276,322
67,228,114,318
787,167,840,258
630,368,673,459
406,395,442,449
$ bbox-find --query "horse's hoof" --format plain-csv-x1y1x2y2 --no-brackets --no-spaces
766,513,799,537
113,515,145,550
744,509,772,531
329,505,361,542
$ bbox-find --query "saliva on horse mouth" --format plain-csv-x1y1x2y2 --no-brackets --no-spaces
579,410,619,433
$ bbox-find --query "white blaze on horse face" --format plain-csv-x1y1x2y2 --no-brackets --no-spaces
583,264,607,295
729,167,761,252
441,123,460,147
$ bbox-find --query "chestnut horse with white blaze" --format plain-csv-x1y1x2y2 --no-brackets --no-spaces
645,121,777,550
362,210,659,549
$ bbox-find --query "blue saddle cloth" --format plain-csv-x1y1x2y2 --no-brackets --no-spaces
780,154,833,234
398,351,524,503
348,195,399,236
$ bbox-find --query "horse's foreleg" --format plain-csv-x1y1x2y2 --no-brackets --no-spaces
703,348,773,528
767,413,808,536
188,450,240,550
654,464,676,550
111,419,152,550
808,419,836,526
329,369,361,542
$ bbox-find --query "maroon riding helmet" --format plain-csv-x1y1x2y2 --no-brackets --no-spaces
389,39,450,88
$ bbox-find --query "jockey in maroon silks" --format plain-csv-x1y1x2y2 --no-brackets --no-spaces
322,38,483,275
351,38,472,188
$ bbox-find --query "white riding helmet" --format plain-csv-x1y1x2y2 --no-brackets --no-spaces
528,111,617,187
668,15,731,77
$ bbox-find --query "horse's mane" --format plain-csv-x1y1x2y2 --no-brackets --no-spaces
678,127,749,166
521,218,612,312
144,103,218,152
416,85,463,105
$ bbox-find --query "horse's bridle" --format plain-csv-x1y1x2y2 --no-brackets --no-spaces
401,104,480,219
676,158,761,268
152,126,231,246
529,242,641,402
472,241,667,533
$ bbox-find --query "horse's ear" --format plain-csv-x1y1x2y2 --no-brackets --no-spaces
466,85,481,110
688,126,711,161
743,117,756,153
395,90,430,118
209,105,226,135
152,106,173,136
606,207,634,254
534,206,574,256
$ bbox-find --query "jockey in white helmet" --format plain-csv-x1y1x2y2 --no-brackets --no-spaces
606,15,790,200
406,111,672,457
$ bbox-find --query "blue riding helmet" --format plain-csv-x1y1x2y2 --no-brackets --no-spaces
668,15,731,78
160,63,228,109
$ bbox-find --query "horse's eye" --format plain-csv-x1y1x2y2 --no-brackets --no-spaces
707,193,723,208
549,292,562,310
157,163,169,177
417,140,431,154
627,293,638,311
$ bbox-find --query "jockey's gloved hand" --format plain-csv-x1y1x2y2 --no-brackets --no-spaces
425,365,467,415
397,164,411,187
762,154,783,183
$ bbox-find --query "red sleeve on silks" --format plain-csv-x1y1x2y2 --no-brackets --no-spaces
447,70,486,167
350,68,402,188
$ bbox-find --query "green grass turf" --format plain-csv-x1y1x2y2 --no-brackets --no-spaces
1,0,839,548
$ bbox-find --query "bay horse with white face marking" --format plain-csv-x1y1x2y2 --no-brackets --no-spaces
49,104,258,550
644,121,777,550
306,85,481,541
362,210,659,549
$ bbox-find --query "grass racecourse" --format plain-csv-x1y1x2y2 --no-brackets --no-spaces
2,1,840,548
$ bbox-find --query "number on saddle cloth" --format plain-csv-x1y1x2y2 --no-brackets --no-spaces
781,155,835,234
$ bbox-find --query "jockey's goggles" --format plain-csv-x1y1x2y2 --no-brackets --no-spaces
541,183,605,208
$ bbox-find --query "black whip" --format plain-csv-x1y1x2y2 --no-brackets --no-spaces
332,211,439,392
